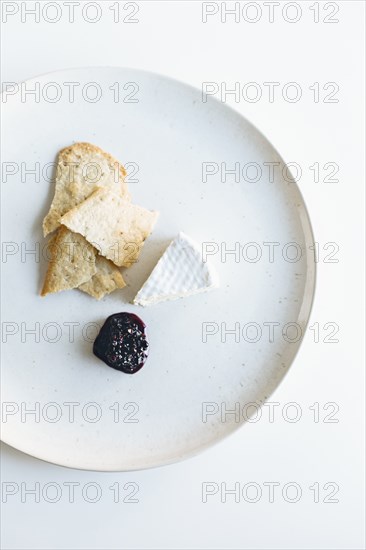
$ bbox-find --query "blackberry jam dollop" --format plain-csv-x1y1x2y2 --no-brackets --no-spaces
93,313,148,374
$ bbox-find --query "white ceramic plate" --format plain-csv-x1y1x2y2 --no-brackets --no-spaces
1,67,315,470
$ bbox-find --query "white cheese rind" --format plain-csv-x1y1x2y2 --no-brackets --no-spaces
133,232,219,306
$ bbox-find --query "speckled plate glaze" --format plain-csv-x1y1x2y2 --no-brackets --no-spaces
1,68,315,470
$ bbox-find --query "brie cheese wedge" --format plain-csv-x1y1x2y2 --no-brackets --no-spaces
133,232,219,306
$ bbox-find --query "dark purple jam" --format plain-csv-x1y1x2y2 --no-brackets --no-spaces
93,313,149,374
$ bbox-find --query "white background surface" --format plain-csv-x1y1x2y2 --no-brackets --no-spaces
0,1,365,549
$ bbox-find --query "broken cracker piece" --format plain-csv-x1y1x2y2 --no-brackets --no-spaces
43,142,130,237
61,188,159,268
79,256,126,300
41,227,97,296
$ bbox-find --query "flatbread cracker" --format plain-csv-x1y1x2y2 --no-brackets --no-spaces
61,188,159,267
41,227,97,296
79,256,126,300
43,142,130,237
